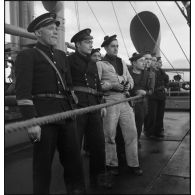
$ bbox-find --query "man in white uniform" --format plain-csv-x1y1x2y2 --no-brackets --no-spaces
96,35,143,176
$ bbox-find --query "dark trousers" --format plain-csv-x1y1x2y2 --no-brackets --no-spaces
33,121,84,194
144,98,166,135
77,110,105,178
134,100,148,139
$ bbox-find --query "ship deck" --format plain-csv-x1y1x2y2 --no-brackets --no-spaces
5,111,190,194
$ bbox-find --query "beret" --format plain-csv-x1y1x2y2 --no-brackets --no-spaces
129,52,144,62
101,35,117,47
91,48,100,55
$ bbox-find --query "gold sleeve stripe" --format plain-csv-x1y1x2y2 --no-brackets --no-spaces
17,99,34,106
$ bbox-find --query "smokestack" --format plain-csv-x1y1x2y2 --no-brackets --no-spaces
130,11,161,57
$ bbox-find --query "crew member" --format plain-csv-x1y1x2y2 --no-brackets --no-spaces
145,57,169,137
15,13,85,194
90,48,101,62
129,53,154,146
83,48,102,156
96,35,143,176
68,29,112,189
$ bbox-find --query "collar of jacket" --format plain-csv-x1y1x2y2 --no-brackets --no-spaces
75,51,91,63
36,42,54,53
104,54,122,64
104,54,116,62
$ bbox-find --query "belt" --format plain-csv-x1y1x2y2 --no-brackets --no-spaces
32,93,67,99
73,86,102,96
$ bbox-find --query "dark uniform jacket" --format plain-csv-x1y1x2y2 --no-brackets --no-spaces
15,42,74,120
128,68,154,96
150,68,169,100
68,52,102,107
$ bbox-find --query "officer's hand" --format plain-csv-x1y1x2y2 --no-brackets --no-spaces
112,83,124,92
135,89,146,96
164,88,168,93
27,125,41,143
101,108,107,118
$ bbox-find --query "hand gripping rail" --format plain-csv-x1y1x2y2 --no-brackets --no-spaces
5,95,143,134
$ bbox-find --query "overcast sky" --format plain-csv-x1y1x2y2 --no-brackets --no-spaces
34,1,190,68
5,1,190,79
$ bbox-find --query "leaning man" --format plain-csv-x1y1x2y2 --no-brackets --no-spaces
15,13,85,194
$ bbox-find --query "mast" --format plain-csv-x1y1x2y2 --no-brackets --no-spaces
175,1,190,27
9,1,35,51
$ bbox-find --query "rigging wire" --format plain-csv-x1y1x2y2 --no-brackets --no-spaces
74,1,80,31
111,1,130,58
76,1,81,31
129,1,184,80
86,1,106,35
155,1,190,64
74,1,78,31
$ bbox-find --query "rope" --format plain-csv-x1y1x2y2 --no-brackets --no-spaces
155,1,190,64
5,95,143,134
111,1,130,58
86,1,106,35
129,1,185,82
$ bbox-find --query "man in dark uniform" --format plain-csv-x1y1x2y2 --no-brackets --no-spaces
83,48,102,155
68,29,111,189
143,51,156,136
128,53,154,145
144,57,169,137
15,13,85,194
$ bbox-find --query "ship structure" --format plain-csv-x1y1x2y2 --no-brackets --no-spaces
5,1,190,194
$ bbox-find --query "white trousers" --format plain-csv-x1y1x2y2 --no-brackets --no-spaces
103,94,139,167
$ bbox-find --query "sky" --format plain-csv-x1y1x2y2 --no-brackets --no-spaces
5,1,190,80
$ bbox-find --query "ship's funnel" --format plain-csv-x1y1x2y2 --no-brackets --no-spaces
42,1,63,13
130,11,161,57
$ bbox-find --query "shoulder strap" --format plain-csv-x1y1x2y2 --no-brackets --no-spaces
34,47,66,91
